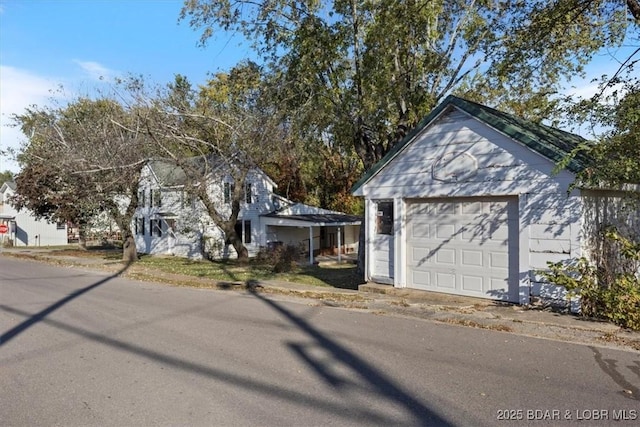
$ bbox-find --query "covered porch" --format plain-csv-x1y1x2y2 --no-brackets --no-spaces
261,212,361,265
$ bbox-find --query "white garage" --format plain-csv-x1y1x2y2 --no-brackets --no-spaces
352,95,592,304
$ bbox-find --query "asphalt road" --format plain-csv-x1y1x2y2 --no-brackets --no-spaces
1,257,638,427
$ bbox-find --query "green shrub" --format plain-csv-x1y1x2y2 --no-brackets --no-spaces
256,244,302,273
540,228,640,330
601,274,640,330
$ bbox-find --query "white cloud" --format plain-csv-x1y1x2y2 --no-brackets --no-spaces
0,65,63,173
73,60,117,82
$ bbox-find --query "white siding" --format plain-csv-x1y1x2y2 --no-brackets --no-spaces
0,185,68,247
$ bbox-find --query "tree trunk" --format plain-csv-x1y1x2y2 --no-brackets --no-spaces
232,239,249,260
224,225,248,261
77,223,88,250
122,234,138,262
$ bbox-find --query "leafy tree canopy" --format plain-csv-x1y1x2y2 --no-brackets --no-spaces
182,0,636,170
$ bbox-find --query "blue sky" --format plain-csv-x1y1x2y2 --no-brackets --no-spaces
0,0,253,173
0,0,636,174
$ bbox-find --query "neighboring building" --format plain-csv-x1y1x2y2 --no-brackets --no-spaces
133,160,360,261
0,181,68,246
352,95,638,305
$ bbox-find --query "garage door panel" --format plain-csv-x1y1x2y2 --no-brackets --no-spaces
435,248,456,265
435,224,456,239
410,222,430,238
461,250,483,267
412,271,431,287
407,197,516,302
461,201,482,214
436,202,457,214
436,272,456,289
462,275,483,292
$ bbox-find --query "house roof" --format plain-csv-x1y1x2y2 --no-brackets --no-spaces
262,212,362,225
148,160,189,187
351,95,591,193
147,157,277,189
1,181,17,193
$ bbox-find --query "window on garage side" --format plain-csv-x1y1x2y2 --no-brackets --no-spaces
376,201,394,235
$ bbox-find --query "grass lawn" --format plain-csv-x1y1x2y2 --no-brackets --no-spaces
43,246,363,290
136,255,363,290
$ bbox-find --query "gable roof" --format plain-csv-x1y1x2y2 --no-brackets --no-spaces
148,160,190,187
1,181,17,194
352,95,591,193
147,157,277,189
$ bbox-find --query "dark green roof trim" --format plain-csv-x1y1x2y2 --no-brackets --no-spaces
351,95,591,193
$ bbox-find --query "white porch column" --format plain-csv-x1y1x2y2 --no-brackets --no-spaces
309,226,314,265
337,226,342,263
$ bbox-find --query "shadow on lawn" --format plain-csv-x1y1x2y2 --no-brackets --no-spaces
200,257,363,291
296,264,364,290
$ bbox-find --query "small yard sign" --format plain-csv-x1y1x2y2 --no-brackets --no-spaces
0,224,8,234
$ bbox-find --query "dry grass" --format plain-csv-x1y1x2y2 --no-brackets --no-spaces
438,318,514,332
598,332,640,351
390,299,410,307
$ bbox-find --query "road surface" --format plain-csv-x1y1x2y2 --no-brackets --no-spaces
1,256,638,426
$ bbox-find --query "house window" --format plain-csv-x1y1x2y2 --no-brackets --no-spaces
224,182,234,204
182,191,197,210
56,221,66,230
138,190,146,207
245,183,252,204
151,219,163,237
244,220,251,243
136,217,146,235
233,220,251,244
151,189,162,207
376,201,394,235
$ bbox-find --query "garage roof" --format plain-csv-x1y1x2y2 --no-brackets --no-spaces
352,95,591,193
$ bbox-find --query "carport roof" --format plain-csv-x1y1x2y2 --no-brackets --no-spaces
351,95,591,193
262,212,362,225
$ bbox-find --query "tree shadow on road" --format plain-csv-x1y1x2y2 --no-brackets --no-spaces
0,262,132,346
245,280,452,426
0,269,454,425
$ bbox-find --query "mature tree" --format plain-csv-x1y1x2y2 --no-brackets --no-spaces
181,0,634,170
141,65,284,259
570,84,640,187
13,94,152,260
0,170,13,185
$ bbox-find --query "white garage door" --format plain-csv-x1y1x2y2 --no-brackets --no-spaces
406,197,518,302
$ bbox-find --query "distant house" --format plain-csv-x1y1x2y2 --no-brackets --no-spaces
352,95,639,305
133,160,361,261
0,181,68,246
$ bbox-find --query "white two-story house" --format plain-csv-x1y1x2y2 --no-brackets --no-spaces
132,160,361,261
